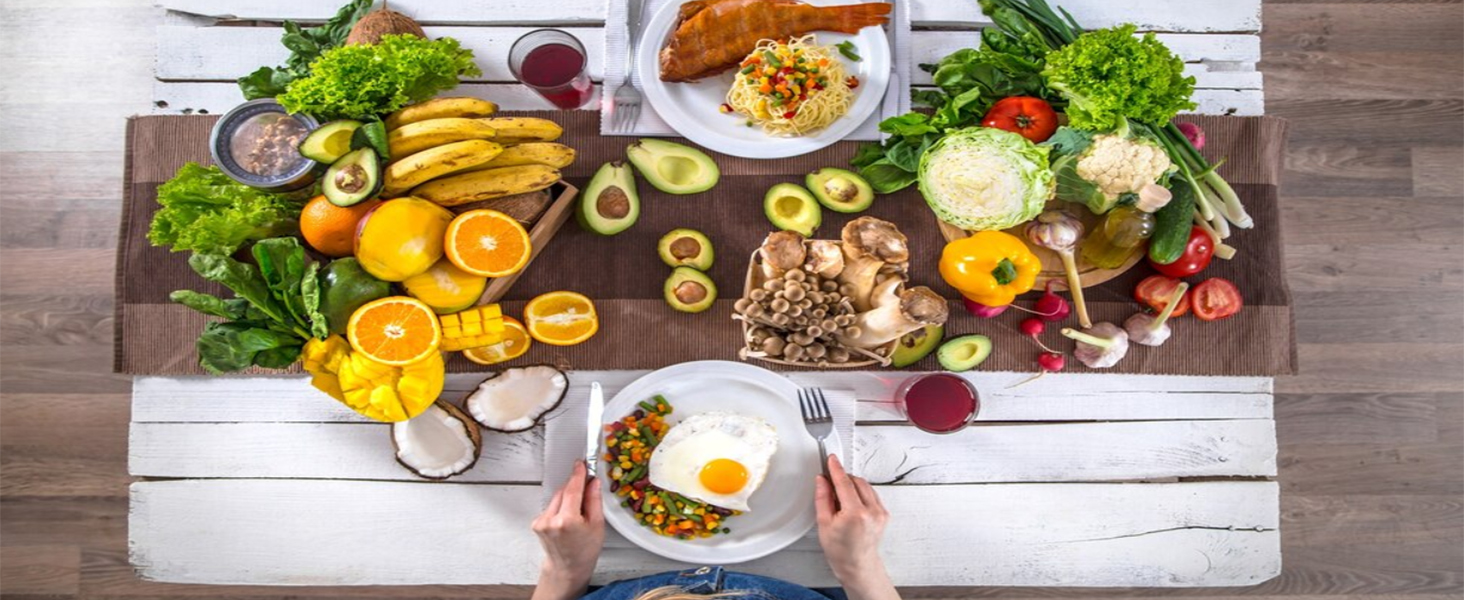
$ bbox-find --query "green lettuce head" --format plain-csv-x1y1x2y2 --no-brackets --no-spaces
918,127,1055,231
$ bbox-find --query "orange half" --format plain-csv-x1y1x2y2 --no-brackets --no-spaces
445,209,532,277
346,296,443,366
462,317,533,365
523,291,599,346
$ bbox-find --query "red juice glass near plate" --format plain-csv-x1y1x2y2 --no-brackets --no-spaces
509,29,593,109
897,374,980,434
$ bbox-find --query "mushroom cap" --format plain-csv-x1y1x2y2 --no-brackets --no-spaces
804,239,845,278
759,230,807,275
841,216,909,263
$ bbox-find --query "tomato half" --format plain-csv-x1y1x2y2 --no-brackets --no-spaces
1192,278,1243,321
982,96,1059,143
1150,227,1215,278
1133,275,1191,317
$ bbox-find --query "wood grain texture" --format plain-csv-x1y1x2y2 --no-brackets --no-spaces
1,0,1461,597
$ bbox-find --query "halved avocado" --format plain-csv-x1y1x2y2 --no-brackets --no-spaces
938,334,993,372
763,183,821,236
322,148,380,207
657,228,713,271
299,120,363,164
578,161,640,235
626,139,720,195
806,167,875,213
664,267,717,313
891,324,944,368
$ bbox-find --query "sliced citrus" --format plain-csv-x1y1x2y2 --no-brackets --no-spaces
524,291,599,346
463,317,533,365
444,209,532,277
347,296,443,366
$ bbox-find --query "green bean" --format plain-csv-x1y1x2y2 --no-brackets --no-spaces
638,400,658,413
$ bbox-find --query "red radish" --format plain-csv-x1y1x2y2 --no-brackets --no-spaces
963,297,1009,318
1038,352,1065,372
1177,122,1205,150
1020,317,1058,353
1031,280,1071,322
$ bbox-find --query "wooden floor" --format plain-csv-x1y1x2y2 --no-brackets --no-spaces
1,0,1460,597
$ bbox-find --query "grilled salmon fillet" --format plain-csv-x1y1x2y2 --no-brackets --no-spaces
658,0,890,82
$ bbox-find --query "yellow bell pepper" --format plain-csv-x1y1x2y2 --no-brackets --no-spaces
939,231,1041,307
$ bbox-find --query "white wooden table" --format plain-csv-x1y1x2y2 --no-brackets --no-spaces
133,0,1277,588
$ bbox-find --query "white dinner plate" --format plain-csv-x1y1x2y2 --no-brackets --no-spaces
635,0,892,159
599,360,838,564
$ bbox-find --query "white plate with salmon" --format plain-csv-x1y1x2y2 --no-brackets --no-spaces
636,0,892,158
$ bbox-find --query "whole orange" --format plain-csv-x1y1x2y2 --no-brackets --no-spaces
300,195,380,257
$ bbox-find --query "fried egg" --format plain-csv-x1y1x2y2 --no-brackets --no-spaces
648,412,778,512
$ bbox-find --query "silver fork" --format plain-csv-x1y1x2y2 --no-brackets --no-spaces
611,0,645,133
798,387,833,481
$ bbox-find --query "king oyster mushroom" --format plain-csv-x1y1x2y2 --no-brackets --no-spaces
392,401,483,480
465,366,568,432
836,278,950,350
837,217,910,311
803,239,845,279
758,230,807,280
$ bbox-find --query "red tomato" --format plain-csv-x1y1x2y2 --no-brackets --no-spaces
982,96,1059,143
1133,275,1191,317
1192,278,1243,321
1150,227,1214,278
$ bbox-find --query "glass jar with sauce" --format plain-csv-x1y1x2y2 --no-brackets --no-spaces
210,98,319,193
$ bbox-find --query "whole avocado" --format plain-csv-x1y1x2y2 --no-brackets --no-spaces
318,257,391,334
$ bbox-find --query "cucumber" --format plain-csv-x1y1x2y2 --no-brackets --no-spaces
1147,179,1196,265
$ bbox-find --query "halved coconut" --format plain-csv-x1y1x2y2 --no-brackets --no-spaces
465,365,567,432
392,401,482,480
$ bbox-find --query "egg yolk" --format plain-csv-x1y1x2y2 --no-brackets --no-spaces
699,458,749,494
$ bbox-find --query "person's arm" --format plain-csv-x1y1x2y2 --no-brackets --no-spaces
814,455,901,600
531,460,605,600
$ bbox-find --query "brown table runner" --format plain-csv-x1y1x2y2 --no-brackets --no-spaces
116,111,1293,376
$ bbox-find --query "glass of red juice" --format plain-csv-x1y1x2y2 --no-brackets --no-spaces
509,29,593,109
897,374,979,434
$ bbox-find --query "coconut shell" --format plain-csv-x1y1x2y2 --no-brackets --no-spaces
464,365,568,433
391,401,483,481
346,8,426,45
449,191,554,226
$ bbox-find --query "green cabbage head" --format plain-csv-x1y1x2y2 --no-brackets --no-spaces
918,127,1055,231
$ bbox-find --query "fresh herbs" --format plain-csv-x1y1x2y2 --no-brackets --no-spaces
237,0,373,100
170,238,328,374
277,34,481,120
147,163,302,255
836,41,861,61
1041,24,1196,131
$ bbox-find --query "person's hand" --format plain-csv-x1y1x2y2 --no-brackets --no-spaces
815,455,899,600
530,461,604,600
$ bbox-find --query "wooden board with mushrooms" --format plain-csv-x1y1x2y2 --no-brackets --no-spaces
735,217,950,368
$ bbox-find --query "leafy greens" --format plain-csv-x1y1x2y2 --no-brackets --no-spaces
1042,24,1196,131
147,163,301,255
277,34,481,120
237,0,373,100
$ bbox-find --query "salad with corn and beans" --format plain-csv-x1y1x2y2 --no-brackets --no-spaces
604,395,741,539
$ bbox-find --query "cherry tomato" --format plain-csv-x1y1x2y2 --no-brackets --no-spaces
1192,278,1243,321
1150,227,1214,278
982,96,1059,143
1133,275,1191,317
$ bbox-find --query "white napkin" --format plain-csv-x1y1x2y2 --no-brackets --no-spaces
542,370,858,503
600,0,911,139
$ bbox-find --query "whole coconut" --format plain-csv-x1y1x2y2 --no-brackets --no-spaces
346,6,426,45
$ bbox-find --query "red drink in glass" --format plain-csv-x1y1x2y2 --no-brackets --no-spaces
897,374,979,434
509,30,593,109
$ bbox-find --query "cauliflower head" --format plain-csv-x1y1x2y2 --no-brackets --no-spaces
1076,134,1172,201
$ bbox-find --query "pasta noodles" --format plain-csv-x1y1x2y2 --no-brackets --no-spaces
723,35,857,137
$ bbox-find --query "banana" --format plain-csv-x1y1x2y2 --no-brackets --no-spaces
459,142,577,172
387,118,497,159
477,117,564,143
386,97,498,130
411,165,561,207
382,140,504,197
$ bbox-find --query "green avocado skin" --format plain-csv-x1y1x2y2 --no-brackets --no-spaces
318,257,391,334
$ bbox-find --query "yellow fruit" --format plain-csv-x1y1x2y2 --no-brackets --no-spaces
303,335,445,423
387,118,498,159
354,197,453,281
402,258,488,314
386,97,498,130
382,139,504,197
461,142,576,171
463,317,532,365
300,195,381,258
439,304,507,351
477,117,563,143
347,296,442,366
524,291,599,346
411,165,561,207
444,209,533,277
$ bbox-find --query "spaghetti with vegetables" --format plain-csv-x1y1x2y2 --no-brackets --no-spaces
722,35,858,137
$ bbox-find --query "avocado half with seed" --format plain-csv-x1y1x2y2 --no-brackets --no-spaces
891,324,944,368
657,228,713,271
578,161,640,235
764,183,821,236
626,139,720,195
806,167,875,213
664,267,717,313
322,147,381,207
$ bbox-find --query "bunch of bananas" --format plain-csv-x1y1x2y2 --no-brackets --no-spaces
381,97,576,205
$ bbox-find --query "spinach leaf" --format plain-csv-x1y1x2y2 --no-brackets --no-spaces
169,290,245,320
195,322,303,374
300,261,329,340
861,159,921,194
187,252,286,324
252,237,309,332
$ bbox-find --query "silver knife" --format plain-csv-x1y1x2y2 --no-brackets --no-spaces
585,381,605,477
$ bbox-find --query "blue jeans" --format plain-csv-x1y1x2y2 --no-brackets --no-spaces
582,566,848,600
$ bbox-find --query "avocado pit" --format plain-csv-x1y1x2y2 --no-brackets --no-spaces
595,185,631,220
